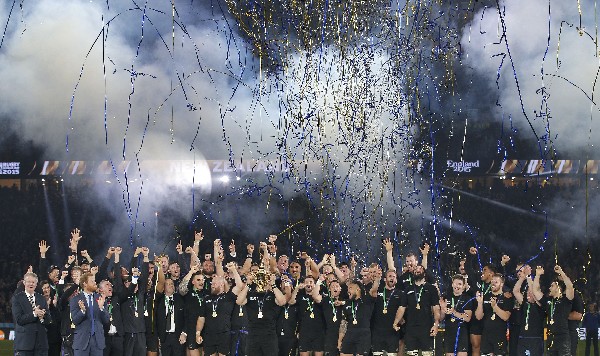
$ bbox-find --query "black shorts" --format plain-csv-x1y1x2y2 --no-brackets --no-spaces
480,331,508,355
298,331,325,352
547,332,571,356
518,337,544,356
246,334,278,356
444,326,469,353
404,326,433,352
371,329,401,353
324,327,340,353
204,331,231,356
145,332,159,353
469,318,483,335
340,328,370,355
185,326,201,349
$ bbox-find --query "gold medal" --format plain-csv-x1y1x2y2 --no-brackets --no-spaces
333,315,337,322
383,308,388,314
134,311,139,317
310,312,314,318
144,310,148,317
239,311,244,317
525,324,529,331
352,319,358,325
212,311,217,317
550,319,554,325
71,323,75,329
258,311,263,319
284,311,289,319
491,313,496,320
416,303,421,310
451,317,456,322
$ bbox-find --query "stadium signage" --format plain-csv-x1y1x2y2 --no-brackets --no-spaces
0,162,20,175
447,160,479,173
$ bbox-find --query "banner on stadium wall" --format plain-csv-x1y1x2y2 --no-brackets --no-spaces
0,159,598,177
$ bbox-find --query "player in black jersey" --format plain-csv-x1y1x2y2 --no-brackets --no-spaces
337,280,376,356
543,265,575,356
440,275,473,356
513,267,546,356
393,265,440,356
475,273,513,356
371,269,403,356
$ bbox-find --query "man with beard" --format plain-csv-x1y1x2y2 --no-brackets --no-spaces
393,265,440,356
179,265,204,356
440,275,473,356
475,273,513,356
396,244,430,290
371,268,403,356
195,275,237,356
236,271,287,356
70,272,111,356
289,275,326,356
513,266,546,356
13,272,51,356
156,278,186,356
276,273,299,356
337,280,376,356
544,265,575,356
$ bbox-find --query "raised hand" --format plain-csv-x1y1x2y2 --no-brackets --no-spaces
39,240,50,257
475,291,483,304
420,243,430,255
176,241,183,254
268,234,277,243
536,265,544,275
114,247,122,255
383,238,392,252
141,247,150,257
501,254,510,266
90,266,99,275
469,246,478,255
194,230,204,242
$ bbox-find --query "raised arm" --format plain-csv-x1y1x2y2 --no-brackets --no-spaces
383,238,395,272
513,275,525,305
555,265,574,300
532,266,544,301
369,268,382,298
420,243,430,270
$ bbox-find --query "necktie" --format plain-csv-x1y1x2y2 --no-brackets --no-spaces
88,294,95,335
28,294,36,309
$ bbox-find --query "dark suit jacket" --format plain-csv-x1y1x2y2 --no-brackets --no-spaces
154,293,185,342
70,292,110,351
12,291,51,351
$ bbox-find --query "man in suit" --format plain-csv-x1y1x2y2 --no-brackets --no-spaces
155,278,186,356
70,272,110,356
12,272,52,356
